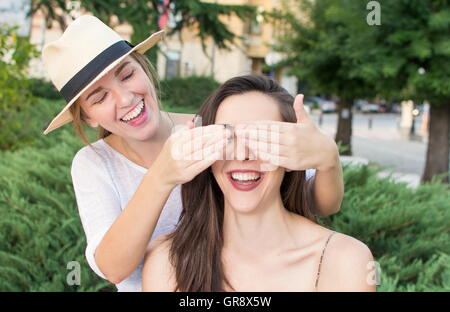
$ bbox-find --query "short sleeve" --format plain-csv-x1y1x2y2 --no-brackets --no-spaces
305,168,316,180
71,147,122,280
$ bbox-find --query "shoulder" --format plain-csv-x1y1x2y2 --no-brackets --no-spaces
72,140,106,167
142,233,177,292
71,141,112,183
317,232,376,292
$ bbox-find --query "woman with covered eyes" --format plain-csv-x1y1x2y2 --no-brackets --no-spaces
42,15,344,292
142,75,375,292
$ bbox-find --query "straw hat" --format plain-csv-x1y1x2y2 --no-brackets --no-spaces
41,15,164,134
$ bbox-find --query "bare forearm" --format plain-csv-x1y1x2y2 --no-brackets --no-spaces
312,153,344,217
95,170,175,284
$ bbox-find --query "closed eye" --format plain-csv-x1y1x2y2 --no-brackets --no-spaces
92,69,134,104
94,92,107,104
122,70,134,81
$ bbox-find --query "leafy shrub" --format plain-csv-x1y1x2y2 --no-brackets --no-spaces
160,76,220,110
29,78,60,100
317,164,450,291
0,25,39,150
1,98,68,150
0,128,111,291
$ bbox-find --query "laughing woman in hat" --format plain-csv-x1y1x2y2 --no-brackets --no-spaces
41,15,344,292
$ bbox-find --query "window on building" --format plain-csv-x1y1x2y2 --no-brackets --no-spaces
165,51,180,79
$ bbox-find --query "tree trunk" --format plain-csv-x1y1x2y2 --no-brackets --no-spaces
335,98,353,156
422,103,450,183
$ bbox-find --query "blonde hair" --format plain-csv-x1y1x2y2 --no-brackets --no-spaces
68,52,161,146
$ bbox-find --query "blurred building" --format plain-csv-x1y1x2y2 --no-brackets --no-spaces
157,0,298,94
22,0,298,94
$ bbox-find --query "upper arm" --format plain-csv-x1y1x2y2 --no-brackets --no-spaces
142,234,177,292
317,234,377,292
307,168,342,217
71,149,122,278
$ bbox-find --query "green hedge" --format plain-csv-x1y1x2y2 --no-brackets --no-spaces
0,98,70,151
29,78,60,100
160,76,220,111
317,165,450,291
0,128,112,291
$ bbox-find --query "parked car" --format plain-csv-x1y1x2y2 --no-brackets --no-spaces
304,96,337,113
360,103,380,113
355,99,369,111
391,103,401,113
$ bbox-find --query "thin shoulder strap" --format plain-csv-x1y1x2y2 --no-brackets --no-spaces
314,231,337,290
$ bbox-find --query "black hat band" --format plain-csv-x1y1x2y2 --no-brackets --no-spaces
60,40,135,103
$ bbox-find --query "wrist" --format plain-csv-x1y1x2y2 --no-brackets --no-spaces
145,164,176,193
316,144,340,172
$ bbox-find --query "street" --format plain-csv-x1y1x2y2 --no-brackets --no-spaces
309,113,427,176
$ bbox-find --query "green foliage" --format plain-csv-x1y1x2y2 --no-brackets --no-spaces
317,164,450,291
272,0,376,101
0,97,66,150
168,1,255,51
161,75,220,111
31,0,256,61
0,127,113,291
29,78,60,100
272,0,449,181
0,25,39,150
273,0,450,104
357,0,450,106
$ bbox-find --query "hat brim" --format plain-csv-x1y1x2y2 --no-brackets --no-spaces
43,29,165,135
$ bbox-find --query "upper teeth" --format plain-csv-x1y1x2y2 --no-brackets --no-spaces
231,172,260,181
121,101,144,121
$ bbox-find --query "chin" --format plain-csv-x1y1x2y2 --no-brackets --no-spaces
133,111,160,141
223,190,265,214
141,122,159,140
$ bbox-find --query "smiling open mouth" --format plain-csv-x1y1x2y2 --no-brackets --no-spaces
231,171,261,184
227,170,264,191
120,99,145,123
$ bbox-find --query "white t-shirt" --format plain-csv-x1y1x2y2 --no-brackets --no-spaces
71,138,316,292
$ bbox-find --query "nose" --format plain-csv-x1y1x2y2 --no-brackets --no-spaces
114,85,134,110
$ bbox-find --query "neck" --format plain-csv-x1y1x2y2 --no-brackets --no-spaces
222,195,299,259
118,112,173,169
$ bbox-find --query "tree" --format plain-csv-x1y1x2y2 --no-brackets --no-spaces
31,0,256,63
272,0,376,155
274,0,449,183
359,0,450,183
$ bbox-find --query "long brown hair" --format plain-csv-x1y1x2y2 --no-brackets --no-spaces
167,75,316,291
68,51,160,146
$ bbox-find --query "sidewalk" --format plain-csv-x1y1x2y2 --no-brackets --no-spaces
340,156,421,189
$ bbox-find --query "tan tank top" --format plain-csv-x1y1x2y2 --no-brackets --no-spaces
314,231,337,290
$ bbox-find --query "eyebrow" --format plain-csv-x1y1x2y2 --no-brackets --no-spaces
85,61,131,102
